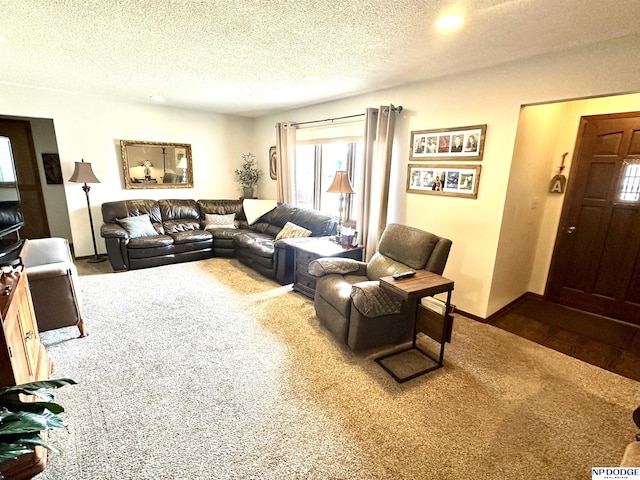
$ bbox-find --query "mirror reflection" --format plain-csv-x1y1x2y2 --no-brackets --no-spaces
121,140,193,189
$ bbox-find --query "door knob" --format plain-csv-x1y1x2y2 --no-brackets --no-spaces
567,226,576,234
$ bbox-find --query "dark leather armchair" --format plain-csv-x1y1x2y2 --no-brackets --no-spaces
309,223,452,350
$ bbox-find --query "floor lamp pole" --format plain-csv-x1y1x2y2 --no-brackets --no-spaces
82,183,105,263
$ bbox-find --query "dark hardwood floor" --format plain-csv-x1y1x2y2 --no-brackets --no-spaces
488,296,640,382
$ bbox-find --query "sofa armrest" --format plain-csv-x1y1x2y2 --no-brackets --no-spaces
23,263,73,281
101,223,128,239
350,280,403,317
308,258,367,277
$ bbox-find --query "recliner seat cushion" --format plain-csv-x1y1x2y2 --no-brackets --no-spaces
316,275,357,320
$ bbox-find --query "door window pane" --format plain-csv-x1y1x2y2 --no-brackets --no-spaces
620,160,640,202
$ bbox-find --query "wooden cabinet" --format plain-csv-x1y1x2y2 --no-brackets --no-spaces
293,240,364,299
0,271,51,387
0,271,52,480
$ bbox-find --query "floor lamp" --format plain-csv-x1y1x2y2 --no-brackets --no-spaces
327,170,355,242
68,159,106,263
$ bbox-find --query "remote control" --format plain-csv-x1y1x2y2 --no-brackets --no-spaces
392,271,416,280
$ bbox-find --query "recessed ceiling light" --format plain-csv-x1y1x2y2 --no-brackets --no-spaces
436,15,464,29
303,75,320,82
149,95,166,103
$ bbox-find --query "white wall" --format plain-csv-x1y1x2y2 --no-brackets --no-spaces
489,102,566,315
28,117,73,239
254,34,640,318
0,86,254,257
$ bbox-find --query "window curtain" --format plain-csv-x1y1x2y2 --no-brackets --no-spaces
356,105,398,260
275,122,297,204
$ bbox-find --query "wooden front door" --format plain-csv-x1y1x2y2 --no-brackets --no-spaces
547,112,640,326
0,119,50,239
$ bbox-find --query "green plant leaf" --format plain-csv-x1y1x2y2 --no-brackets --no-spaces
0,442,34,463
0,378,76,401
1,401,64,415
0,412,48,435
17,435,60,454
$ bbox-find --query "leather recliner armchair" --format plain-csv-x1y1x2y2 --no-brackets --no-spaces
21,237,85,337
309,223,452,350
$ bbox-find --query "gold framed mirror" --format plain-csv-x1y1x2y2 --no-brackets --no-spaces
120,140,193,189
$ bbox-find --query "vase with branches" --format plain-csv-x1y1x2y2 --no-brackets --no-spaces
234,153,262,198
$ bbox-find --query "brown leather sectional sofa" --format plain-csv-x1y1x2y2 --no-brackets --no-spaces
100,199,337,284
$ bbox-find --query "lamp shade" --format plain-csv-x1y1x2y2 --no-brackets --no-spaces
68,159,100,184
327,171,355,194
176,156,188,170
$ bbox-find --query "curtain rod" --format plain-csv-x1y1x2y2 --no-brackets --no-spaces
291,105,403,127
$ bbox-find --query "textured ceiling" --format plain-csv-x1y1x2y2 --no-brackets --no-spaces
1,0,638,117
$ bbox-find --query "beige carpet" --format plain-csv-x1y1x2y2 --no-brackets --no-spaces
34,258,640,479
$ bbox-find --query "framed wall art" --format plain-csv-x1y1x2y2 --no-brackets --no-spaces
409,124,486,162
41,153,63,184
406,163,481,198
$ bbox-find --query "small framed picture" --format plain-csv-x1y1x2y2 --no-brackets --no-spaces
269,145,277,180
406,163,481,198
410,124,486,161
41,153,63,184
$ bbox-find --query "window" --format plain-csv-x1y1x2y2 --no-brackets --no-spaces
294,122,364,225
619,159,640,202
0,137,17,184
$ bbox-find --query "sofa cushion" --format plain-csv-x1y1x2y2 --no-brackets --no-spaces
128,234,174,248
171,230,213,245
197,199,248,229
291,208,336,236
234,232,275,258
275,221,312,240
159,199,200,222
211,227,248,240
164,219,202,233
118,214,158,238
102,199,162,224
243,199,278,224
251,204,295,235
204,213,236,230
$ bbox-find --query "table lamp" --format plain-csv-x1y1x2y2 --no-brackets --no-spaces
176,156,188,183
326,170,355,241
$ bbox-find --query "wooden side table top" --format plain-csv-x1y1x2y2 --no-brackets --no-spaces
294,238,363,258
379,270,454,300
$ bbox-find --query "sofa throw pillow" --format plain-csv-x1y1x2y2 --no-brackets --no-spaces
275,221,312,240
204,213,236,230
118,214,158,238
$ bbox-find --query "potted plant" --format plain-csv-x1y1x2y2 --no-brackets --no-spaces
234,153,262,198
0,378,75,478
